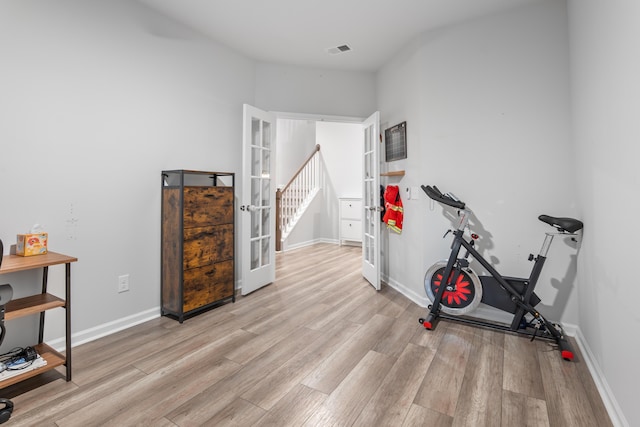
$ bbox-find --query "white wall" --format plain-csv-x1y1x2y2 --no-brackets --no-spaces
255,62,376,118
376,0,578,324
316,121,363,200
568,1,640,425
275,119,317,189
0,0,255,349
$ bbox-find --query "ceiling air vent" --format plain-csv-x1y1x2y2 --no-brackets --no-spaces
326,44,352,55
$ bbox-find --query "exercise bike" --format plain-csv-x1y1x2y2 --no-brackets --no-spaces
418,185,583,361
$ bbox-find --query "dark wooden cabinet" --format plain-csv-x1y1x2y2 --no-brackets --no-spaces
161,170,235,322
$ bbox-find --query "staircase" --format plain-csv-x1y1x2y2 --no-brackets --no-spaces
276,144,322,251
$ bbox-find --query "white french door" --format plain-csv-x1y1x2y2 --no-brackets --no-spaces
362,111,381,290
241,104,276,295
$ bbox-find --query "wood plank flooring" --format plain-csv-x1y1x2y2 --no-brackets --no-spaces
2,243,613,426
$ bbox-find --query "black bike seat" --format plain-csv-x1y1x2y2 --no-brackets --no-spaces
538,215,584,233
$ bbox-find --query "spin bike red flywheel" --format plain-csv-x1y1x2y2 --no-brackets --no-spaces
424,261,482,315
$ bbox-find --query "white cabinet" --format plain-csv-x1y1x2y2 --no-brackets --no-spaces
339,198,362,245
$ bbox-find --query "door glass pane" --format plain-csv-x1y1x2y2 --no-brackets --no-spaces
365,128,371,152
369,181,375,207
252,118,261,147
252,148,261,176
364,235,369,263
251,209,259,238
251,240,260,270
364,154,369,179
261,237,270,266
251,178,260,207
369,236,374,264
364,235,371,263
262,148,271,175
363,128,368,152
262,207,270,235
364,182,370,208
262,122,271,148
262,178,270,206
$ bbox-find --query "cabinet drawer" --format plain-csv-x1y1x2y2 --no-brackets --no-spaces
183,224,233,269
183,260,234,312
340,199,362,220
183,187,233,228
340,220,362,241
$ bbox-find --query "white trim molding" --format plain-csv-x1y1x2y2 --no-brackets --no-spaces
281,238,338,252
48,307,160,352
574,329,629,427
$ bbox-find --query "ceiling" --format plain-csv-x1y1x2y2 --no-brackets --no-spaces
138,0,540,72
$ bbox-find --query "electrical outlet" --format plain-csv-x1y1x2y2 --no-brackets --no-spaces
118,274,130,293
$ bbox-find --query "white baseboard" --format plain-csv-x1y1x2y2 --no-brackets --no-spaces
383,273,429,307
574,329,629,427
281,238,337,252
48,307,160,352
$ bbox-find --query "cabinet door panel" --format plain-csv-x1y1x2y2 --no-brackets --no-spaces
341,220,362,241
183,260,234,312
340,199,362,220
183,224,233,270
183,187,233,228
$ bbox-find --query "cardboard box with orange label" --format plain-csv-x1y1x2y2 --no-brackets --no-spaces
16,233,48,256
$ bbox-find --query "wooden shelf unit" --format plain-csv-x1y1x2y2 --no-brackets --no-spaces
0,251,76,388
5,294,65,320
0,343,65,388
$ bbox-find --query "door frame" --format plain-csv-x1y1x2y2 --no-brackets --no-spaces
269,111,380,289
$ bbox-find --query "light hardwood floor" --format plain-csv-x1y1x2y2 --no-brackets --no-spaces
3,243,612,426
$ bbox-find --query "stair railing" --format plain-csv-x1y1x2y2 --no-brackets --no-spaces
276,144,321,251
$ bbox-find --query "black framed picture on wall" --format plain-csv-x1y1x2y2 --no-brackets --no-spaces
384,121,407,162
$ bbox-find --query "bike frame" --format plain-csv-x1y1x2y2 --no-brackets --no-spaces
428,208,563,339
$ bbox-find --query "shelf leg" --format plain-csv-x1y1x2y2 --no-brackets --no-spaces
38,266,49,344
65,262,72,381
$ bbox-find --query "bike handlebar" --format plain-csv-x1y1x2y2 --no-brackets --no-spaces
421,185,466,209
